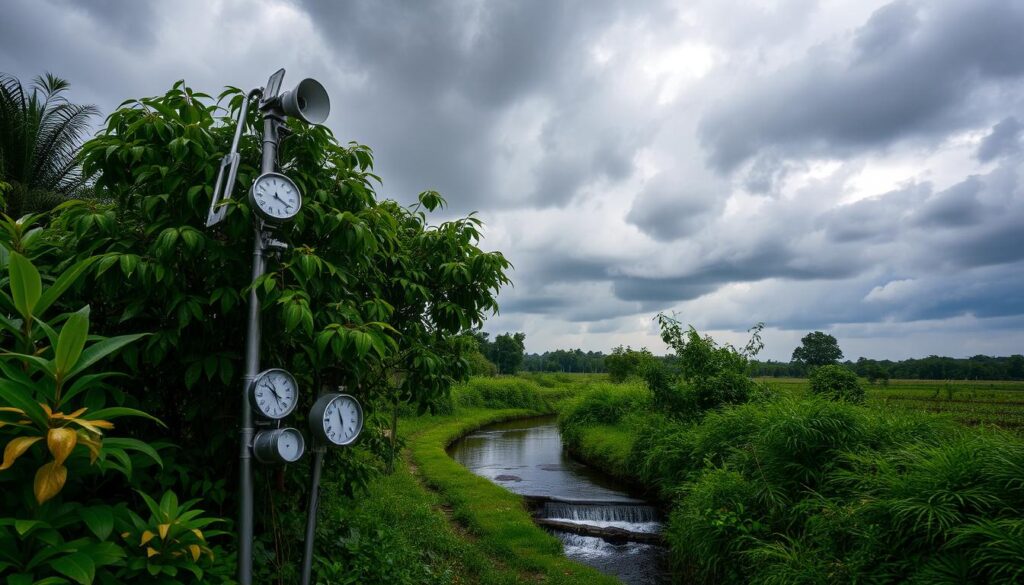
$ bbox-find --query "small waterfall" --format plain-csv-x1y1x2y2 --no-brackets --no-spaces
543,502,658,524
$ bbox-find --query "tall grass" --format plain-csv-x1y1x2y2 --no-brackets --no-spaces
560,383,1024,584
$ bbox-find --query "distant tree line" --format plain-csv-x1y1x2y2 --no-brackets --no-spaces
521,348,609,373
750,355,1024,381
481,328,1024,381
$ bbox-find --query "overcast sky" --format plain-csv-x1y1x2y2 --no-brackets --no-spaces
3,0,1023,360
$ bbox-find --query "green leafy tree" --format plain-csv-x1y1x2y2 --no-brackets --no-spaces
605,345,656,383
791,331,844,369
41,80,511,580
0,73,98,217
808,364,864,402
489,332,525,374
651,315,768,418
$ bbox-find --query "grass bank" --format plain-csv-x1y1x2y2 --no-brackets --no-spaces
314,374,620,584
559,377,1024,584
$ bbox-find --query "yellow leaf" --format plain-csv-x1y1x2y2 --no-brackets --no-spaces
33,461,67,504
121,531,130,539
1,436,43,470
68,418,114,434
46,428,78,466
0,407,26,414
146,546,159,558
66,407,88,419
158,523,170,540
189,544,201,562
77,432,102,464
191,528,205,541
141,530,155,545
41,403,53,417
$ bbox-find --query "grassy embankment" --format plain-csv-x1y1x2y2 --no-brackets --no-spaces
559,376,1024,584
315,374,622,584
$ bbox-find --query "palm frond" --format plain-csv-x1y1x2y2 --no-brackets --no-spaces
0,72,97,216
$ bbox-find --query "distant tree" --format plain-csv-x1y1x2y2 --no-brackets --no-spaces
864,363,890,386
461,333,497,376
791,331,844,369
1008,355,1024,380
490,332,526,374
0,73,98,217
605,345,656,383
809,365,864,403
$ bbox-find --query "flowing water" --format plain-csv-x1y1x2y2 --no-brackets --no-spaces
448,416,667,584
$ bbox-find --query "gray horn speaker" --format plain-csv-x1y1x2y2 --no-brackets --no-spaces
280,78,330,125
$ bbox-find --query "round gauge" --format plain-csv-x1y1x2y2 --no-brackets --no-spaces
249,172,302,222
253,428,305,464
309,393,363,446
250,368,299,420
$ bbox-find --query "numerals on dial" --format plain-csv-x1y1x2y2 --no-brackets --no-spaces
249,172,302,221
310,393,363,446
250,368,299,420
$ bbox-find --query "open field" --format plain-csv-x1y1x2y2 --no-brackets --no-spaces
758,377,1024,431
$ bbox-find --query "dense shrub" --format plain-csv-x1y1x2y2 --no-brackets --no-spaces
809,364,865,402
559,382,651,428
573,390,1024,584
605,345,656,382
561,316,1024,584
453,377,544,411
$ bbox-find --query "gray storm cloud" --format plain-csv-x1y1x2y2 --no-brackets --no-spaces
1,0,1022,357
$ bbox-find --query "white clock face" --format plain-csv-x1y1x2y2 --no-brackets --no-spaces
276,429,303,462
252,369,297,419
251,173,301,220
322,396,362,446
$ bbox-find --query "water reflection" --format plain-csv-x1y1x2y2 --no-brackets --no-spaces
448,416,667,585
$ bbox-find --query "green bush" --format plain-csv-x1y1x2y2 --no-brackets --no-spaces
605,345,656,383
451,377,550,411
0,252,227,583
559,381,651,429
809,364,865,403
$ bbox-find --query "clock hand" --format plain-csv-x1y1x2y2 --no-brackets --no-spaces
272,193,293,209
268,379,284,398
332,409,343,438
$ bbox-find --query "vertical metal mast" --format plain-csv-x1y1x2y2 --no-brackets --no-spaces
208,68,328,585
239,95,283,585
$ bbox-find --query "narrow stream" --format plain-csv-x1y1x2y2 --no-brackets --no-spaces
448,416,667,585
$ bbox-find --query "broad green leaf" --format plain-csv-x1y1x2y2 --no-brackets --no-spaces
58,372,126,408
8,252,41,320
49,551,95,585
14,519,42,536
66,334,148,379
79,505,114,540
35,257,99,317
0,379,48,427
82,407,163,426
1,352,56,378
55,307,90,377
101,437,163,466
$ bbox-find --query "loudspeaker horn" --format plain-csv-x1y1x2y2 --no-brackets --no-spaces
280,78,330,125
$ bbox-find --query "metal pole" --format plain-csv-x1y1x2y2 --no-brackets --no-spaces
300,448,326,585
238,224,264,585
238,110,281,585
